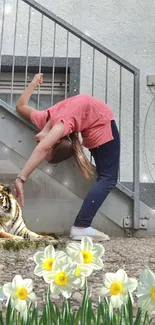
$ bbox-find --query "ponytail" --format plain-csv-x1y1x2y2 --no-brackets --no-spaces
49,137,73,164
70,133,96,180
49,133,96,180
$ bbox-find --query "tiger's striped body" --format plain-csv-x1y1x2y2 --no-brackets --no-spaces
0,184,44,240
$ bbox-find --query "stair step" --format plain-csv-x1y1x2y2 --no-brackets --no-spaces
0,160,18,179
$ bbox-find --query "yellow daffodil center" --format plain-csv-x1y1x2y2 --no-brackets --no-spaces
16,288,28,300
43,258,54,271
82,250,93,264
110,282,123,296
75,267,80,276
55,272,68,286
151,287,155,300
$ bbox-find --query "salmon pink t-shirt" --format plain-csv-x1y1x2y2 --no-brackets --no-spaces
30,94,115,149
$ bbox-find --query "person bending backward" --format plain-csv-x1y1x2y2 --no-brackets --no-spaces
15,73,120,241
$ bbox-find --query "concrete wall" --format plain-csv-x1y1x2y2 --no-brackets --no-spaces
0,0,155,184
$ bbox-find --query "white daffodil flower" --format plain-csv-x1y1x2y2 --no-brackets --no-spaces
74,263,93,288
137,269,155,311
101,269,138,308
3,275,36,314
66,236,105,271
34,245,67,277
44,259,81,299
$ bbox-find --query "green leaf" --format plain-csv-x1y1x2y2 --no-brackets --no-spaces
127,292,133,325
0,310,4,325
39,303,48,325
6,299,12,325
133,307,142,325
142,311,153,325
96,300,101,325
74,307,82,325
46,294,57,325
80,281,89,325
31,306,38,325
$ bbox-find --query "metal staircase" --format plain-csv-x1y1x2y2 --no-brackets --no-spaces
0,0,154,236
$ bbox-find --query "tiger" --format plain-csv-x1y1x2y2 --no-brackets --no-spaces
0,183,56,241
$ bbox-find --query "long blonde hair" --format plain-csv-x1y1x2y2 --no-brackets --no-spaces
50,133,96,180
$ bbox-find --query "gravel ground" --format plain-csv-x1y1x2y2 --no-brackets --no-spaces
0,237,155,316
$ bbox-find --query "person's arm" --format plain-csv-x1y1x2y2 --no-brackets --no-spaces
41,119,52,133
17,122,64,180
16,73,43,121
15,121,64,206
35,118,52,142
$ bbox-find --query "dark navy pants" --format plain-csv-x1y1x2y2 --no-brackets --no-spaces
74,120,120,227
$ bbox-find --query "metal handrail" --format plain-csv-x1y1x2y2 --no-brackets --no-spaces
22,0,139,74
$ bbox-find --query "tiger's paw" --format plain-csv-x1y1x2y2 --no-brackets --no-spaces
31,235,58,245
33,235,56,241
14,236,24,240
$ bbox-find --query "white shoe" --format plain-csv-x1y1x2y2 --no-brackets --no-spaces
70,226,110,242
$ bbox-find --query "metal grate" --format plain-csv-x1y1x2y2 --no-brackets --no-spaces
0,72,69,95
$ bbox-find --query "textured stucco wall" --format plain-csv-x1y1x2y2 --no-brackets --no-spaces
1,0,155,182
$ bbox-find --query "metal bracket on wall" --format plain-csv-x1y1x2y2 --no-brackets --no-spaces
123,215,149,229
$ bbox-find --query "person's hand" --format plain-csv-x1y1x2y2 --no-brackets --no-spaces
15,178,24,207
31,73,43,88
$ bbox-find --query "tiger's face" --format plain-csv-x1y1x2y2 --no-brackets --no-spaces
0,184,14,220
0,184,56,240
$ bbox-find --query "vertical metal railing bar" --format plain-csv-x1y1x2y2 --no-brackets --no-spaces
79,39,93,164
37,13,43,110
0,0,6,73
105,56,108,103
65,30,69,99
90,48,95,163
25,6,31,88
51,22,56,106
79,39,82,94
118,66,122,181
92,47,95,96
10,0,19,107
133,72,140,229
